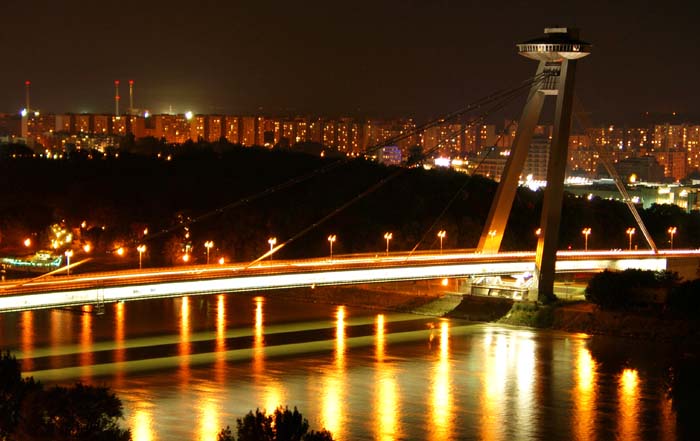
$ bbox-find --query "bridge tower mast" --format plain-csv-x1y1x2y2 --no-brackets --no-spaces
476,27,591,302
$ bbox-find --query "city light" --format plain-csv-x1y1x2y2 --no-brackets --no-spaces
327,235,337,260
23,238,31,247
204,241,214,264
535,228,542,237
137,244,147,269
185,111,194,120
383,232,393,256
626,228,636,251
116,247,125,257
667,226,677,249
437,230,446,254
268,237,277,260
582,227,591,251
64,249,73,275
83,243,92,253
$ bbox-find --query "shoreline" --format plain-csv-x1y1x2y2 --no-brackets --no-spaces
263,283,700,343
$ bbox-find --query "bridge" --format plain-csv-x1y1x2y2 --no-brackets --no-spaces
1,249,698,313
2,28,692,313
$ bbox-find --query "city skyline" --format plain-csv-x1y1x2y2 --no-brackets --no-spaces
2,1,699,122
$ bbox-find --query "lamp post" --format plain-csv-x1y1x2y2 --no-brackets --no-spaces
383,232,393,256
137,244,146,269
437,230,446,254
327,235,336,260
667,226,677,249
268,237,277,260
204,240,214,264
64,249,73,275
581,227,591,252
626,227,636,251
535,228,542,237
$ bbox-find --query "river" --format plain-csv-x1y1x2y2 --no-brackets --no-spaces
0,292,691,440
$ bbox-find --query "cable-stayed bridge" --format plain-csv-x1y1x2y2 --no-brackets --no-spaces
1,249,698,313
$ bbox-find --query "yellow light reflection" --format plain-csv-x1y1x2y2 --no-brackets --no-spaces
113,302,126,387
253,297,264,375
336,305,346,367
430,320,452,441
515,335,535,440
21,311,34,371
619,368,640,441
480,332,507,441
374,313,400,441
179,296,191,383
80,307,93,378
263,383,285,416
215,294,226,383
321,305,347,439
574,346,596,441
130,404,155,441
197,399,220,441
376,314,385,363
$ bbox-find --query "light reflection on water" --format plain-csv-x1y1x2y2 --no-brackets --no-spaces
0,294,689,441
574,345,596,441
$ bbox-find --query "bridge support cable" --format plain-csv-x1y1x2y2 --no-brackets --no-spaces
572,97,658,252
404,80,545,257
128,74,549,252
246,81,541,267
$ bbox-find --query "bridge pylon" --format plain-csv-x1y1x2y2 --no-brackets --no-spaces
476,27,591,302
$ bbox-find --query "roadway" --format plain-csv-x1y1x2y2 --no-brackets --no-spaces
0,248,698,313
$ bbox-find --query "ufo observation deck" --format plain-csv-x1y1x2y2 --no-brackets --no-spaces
517,27,591,61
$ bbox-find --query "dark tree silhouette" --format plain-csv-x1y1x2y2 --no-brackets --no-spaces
218,407,334,441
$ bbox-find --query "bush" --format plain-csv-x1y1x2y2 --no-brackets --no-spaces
667,279,700,318
585,269,677,310
219,406,334,441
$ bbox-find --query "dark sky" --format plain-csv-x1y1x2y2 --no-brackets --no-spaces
1,0,698,123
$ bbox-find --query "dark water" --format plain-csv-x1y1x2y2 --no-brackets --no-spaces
0,293,690,440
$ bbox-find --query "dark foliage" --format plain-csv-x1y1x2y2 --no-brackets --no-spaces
666,279,700,318
0,352,130,441
0,352,39,440
666,354,700,440
585,269,678,310
218,406,333,441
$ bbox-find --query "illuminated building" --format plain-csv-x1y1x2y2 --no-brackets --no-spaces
224,116,240,144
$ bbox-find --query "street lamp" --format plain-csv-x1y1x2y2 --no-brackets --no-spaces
83,243,91,253
581,227,591,252
64,249,73,275
384,232,393,256
437,230,446,254
204,240,214,264
268,237,277,260
535,228,542,237
626,227,636,251
116,247,125,257
327,235,336,260
137,244,146,269
23,238,31,248
668,226,677,249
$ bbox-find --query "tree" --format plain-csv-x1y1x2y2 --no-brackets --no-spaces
16,383,131,441
0,351,39,440
218,407,334,441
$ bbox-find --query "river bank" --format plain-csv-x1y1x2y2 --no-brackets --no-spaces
265,283,700,342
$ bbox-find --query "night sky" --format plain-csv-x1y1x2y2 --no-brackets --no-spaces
1,0,698,123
